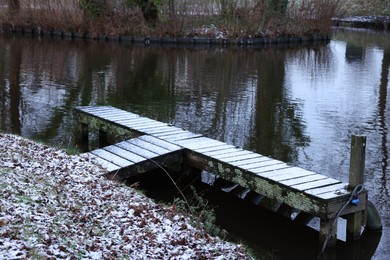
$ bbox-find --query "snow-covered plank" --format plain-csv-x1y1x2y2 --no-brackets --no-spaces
90,149,133,168
116,141,158,158
138,135,182,152
126,138,171,156
104,145,145,163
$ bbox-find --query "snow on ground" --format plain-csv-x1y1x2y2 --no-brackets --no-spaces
0,133,250,259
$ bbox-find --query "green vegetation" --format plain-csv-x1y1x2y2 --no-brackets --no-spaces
172,186,228,239
0,0,343,38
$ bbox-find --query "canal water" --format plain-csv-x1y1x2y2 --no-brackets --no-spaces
0,28,389,259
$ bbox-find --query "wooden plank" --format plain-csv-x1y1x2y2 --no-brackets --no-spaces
104,145,145,163
280,174,328,186
291,178,341,191
91,149,133,168
176,137,226,150
215,152,262,163
203,147,243,157
234,157,278,169
118,117,157,127
133,122,169,130
193,143,233,153
138,135,182,152
151,128,187,136
315,187,351,200
251,164,292,176
116,141,158,158
210,150,255,161
86,153,121,173
155,130,189,138
77,106,114,113
305,183,348,196
270,169,317,182
164,133,203,142
127,120,165,129
232,156,270,166
127,138,171,155
91,110,134,119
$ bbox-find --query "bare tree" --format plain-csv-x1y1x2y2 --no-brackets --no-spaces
8,0,20,14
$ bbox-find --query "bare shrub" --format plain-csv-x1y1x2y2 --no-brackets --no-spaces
0,0,341,38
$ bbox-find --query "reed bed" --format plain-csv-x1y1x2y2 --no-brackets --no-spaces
0,0,342,38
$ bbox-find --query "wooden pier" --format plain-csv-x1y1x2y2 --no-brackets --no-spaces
75,105,368,249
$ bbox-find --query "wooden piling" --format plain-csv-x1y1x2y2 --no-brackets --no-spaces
346,135,367,240
79,123,89,152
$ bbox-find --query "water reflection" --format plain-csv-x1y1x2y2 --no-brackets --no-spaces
0,28,389,258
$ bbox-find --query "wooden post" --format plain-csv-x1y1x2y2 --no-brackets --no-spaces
319,218,337,248
346,135,366,240
79,123,89,152
98,130,108,148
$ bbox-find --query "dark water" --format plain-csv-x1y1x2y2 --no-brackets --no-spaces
0,28,389,259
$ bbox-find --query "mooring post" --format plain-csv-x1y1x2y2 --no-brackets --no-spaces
346,135,367,240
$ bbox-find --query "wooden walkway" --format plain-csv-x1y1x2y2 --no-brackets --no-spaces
75,105,368,248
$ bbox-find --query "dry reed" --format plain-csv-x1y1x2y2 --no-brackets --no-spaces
0,0,342,38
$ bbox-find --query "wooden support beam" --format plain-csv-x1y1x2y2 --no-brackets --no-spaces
320,218,337,248
346,135,367,241
79,123,89,152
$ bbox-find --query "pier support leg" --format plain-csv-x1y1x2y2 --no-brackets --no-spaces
79,123,89,152
319,218,337,248
99,130,108,148
346,135,366,241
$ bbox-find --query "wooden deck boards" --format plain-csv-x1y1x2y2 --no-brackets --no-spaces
75,105,367,224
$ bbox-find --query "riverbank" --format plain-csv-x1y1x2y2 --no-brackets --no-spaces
332,15,390,31
0,133,250,259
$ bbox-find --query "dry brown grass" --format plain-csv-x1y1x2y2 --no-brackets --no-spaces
0,0,340,38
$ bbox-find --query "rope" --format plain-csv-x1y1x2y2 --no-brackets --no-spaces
319,184,364,255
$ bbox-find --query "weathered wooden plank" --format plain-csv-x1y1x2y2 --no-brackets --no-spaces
251,164,292,176
127,138,171,155
270,169,317,182
117,117,157,127
91,149,133,168
176,137,225,150
155,129,189,138
77,106,115,114
132,122,169,131
138,135,182,152
91,110,135,119
106,149,184,181
127,120,165,128
232,156,270,166
305,183,348,196
86,153,121,173
194,143,233,153
211,150,257,161
151,128,187,136
234,157,279,169
110,115,142,122
104,145,145,163
292,178,341,192
76,113,141,138
116,141,159,158
280,174,328,186
163,132,203,142
203,147,243,157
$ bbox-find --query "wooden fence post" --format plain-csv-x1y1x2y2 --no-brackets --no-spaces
347,135,366,240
